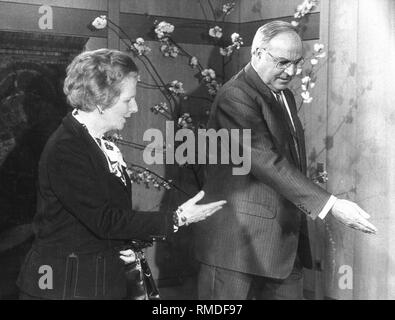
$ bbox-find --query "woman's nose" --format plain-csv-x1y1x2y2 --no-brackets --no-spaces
130,100,138,113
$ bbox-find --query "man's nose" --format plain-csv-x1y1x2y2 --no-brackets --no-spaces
284,63,297,76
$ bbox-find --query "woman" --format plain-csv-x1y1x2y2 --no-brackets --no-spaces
17,48,225,300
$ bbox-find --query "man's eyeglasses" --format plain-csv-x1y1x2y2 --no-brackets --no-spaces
258,47,304,70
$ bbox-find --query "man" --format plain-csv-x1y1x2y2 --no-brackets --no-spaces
194,21,377,300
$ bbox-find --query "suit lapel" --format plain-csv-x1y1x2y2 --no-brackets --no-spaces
243,64,305,171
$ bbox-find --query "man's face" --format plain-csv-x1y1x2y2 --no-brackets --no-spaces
253,32,303,92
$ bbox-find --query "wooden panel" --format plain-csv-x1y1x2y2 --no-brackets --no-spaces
0,0,107,10
119,12,319,45
240,12,320,44
107,0,120,49
240,0,320,22
0,2,318,45
352,0,395,300
0,1,107,37
120,0,240,23
323,0,359,300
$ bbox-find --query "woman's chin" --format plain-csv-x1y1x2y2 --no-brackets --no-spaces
117,119,127,130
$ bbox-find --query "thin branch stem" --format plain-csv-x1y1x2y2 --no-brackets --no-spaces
136,56,174,111
107,18,134,47
107,25,131,49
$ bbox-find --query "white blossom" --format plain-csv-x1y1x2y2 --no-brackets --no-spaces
168,80,185,96
189,56,199,68
301,91,313,103
219,47,232,57
178,113,194,129
231,33,243,45
207,80,221,96
314,43,325,52
209,26,223,39
301,76,311,84
160,43,179,58
222,2,236,15
201,68,216,81
155,21,175,39
291,20,300,27
91,15,107,29
132,37,151,55
310,58,318,65
294,0,318,19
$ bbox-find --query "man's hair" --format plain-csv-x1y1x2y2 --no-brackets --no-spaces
63,48,138,112
251,20,299,55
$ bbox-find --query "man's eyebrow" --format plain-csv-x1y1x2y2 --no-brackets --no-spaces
278,56,303,62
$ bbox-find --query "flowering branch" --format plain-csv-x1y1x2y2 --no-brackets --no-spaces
295,42,326,110
126,163,191,196
291,0,318,27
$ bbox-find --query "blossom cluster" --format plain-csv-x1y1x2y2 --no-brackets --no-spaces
301,76,314,104
299,43,326,103
189,56,199,69
209,26,223,39
91,15,107,29
201,68,216,82
150,102,169,115
167,80,185,96
126,167,172,190
154,21,180,58
201,68,221,96
222,2,236,15
291,0,318,26
160,42,179,58
219,33,244,57
132,37,151,56
177,113,194,130
154,21,175,40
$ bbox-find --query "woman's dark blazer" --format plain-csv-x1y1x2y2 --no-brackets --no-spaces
17,113,173,299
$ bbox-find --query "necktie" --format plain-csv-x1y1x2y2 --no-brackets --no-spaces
275,92,301,166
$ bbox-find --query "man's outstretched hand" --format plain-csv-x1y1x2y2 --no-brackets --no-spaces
331,199,378,234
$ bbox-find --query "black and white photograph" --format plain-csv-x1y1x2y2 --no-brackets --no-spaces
0,0,393,303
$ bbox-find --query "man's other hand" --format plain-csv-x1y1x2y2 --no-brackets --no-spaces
331,199,378,234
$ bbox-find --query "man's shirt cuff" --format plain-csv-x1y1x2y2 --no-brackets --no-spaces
318,195,338,219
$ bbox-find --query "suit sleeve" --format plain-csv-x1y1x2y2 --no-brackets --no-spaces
214,86,331,219
46,140,173,240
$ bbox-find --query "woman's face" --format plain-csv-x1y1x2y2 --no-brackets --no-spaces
103,76,138,131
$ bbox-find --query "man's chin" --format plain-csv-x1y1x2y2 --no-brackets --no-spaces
274,80,291,90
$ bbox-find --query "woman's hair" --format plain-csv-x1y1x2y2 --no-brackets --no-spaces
251,20,299,55
63,48,138,112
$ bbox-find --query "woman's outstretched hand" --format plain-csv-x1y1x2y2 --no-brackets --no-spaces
178,191,226,226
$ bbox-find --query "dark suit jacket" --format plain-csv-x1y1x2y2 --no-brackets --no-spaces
17,113,173,299
194,63,331,279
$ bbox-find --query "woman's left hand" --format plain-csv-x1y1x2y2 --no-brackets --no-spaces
177,191,226,226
